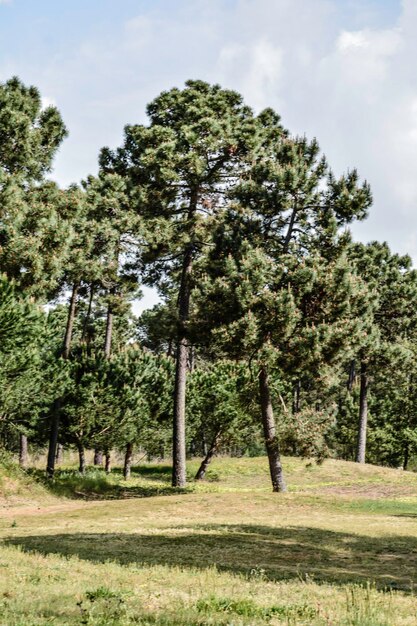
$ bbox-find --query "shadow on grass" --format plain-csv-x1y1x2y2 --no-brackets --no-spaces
26,467,190,500
111,465,172,481
5,524,417,592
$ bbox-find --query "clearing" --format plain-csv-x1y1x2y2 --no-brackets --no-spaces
1,456,417,625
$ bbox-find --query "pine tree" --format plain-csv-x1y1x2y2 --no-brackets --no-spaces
347,242,417,464
101,80,261,486
193,113,372,491
0,276,45,450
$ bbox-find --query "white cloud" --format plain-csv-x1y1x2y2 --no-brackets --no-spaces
338,30,369,50
9,0,417,264
218,40,282,111
41,96,56,110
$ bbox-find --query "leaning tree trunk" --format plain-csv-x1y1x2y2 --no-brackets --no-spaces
259,366,287,492
195,430,221,480
356,360,368,464
77,441,86,474
93,449,103,466
46,282,79,479
123,442,134,480
19,433,28,469
104,449,111,474
172,245,193,488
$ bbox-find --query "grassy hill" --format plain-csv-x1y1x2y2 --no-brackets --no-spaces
0,454,52,508
1,455,417,625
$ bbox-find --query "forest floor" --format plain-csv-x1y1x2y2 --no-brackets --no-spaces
1,456,417,625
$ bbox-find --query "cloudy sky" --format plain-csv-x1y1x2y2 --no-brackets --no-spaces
0,0,414,306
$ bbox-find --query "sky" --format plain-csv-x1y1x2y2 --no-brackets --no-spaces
0,0,414,310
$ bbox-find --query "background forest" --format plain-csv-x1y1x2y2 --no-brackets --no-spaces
2,76,417,492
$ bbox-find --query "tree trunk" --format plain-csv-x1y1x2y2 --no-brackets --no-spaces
19,433,28,469
105,450,111,474
188,345,195,372
77,441,86,474
202,433,208,456
403,443,409,471
347,359,356,392
172,245,193,487
404,373,413,471
103,301,113,359
93,449,103,466
46,282,79,479
123,442,134,479
292,379,301,414
356,360,368,464
62,282,79,360
259,366,287,492
195,431,221,480
47,398,62,479
55,443,63,465
81,283,94,342
283,203,298,252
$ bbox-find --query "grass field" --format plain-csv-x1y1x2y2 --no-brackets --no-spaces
1,455,417,625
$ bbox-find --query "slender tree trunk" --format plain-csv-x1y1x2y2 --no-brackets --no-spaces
105,449,111,474
356,361,368,464
19,433,28,469
188,345,195,372
104,240,120,359
123,442,134,479
404,373,413,471
81,283,94,342
172,245,193,487
55,443,63,465
283,202,298,252
403,443,409,471
47,398,62,479
62,282,79,360
347,360,356,392
46,282,79,479
93,449,103,466
259,366,287,492
292,379,301,414
195,431,221,480
102,284,114,478
202,433,208,456
104,301,113,359
77,441,86,474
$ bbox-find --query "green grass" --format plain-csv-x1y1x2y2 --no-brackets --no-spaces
1,455,417,624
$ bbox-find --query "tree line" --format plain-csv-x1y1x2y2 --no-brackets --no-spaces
1,76,417,492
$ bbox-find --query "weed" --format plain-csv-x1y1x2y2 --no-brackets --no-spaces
78,587,133,625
